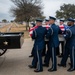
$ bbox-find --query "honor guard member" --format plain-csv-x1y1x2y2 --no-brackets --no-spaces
43,16,61,72
28,18,47,72
42,19,50,56
29,22,36,57
31,22,36,27
58,18,75,72
58,20,66,57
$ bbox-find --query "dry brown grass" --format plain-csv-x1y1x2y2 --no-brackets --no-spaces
0,23,30,38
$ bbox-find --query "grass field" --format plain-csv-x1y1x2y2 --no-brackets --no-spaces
0,23,30,38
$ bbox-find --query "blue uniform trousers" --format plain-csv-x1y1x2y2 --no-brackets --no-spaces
42,41,49,56
70,47,75,70
31,46,34,56
60,46,75,69
32,49,43,71
60,46,69,66
44,47,57,70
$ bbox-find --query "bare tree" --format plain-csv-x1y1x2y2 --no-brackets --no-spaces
10,0,44,30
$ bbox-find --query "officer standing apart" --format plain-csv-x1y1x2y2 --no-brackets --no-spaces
28,19,47,72
58,18,75,72
43,16,61,72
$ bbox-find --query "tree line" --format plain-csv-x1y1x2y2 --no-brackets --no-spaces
3,0,75,30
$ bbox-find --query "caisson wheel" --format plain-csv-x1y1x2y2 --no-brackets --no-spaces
0,49,7,56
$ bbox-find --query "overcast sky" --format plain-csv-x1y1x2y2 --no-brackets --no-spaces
0,0,75,21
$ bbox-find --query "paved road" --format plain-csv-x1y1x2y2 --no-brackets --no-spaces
0,39,75,75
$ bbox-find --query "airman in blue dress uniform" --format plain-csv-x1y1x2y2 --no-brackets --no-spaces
42,19,49,56
58,20,66,57
43,16,62,72
29,23,36,57
28,19,47,72
58,18,75,72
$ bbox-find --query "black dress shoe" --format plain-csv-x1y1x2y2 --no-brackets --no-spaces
67,67,72,71
29,55,33,57
58,64,66,67
28,65,36,69
67,68,75,72
34,69,43,72
48,68,57,72
43,64,49,67
58,55,63,58
42,54,46,56
68,63,71,65
68,63,72,66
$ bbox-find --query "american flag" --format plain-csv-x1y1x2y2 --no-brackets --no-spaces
29,25,50,37
42,24,50,30
29,25,38,37
59,25,65,32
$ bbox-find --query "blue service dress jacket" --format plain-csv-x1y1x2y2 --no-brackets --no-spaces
46,24,61,47
32,26,47,51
